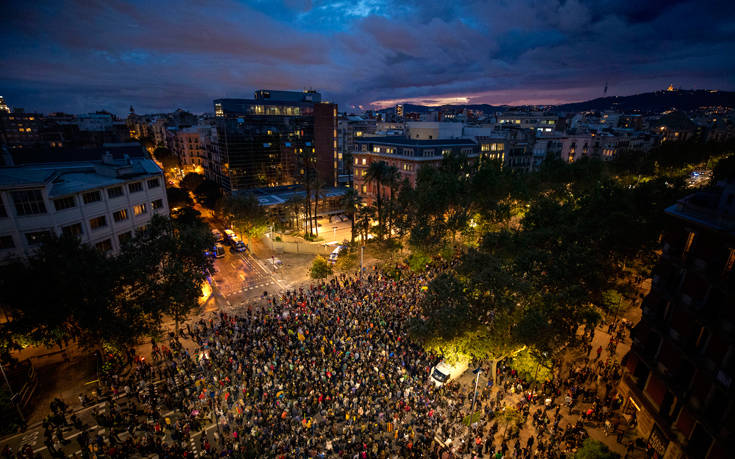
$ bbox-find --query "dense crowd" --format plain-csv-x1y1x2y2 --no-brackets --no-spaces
3,265,636,458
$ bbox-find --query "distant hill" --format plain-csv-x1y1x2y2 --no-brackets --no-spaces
375,89,735,116
554,89,735,113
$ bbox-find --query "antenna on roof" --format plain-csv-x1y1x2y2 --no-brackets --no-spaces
603,81,608,95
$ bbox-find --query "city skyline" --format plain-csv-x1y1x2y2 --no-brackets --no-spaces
1,0,735,115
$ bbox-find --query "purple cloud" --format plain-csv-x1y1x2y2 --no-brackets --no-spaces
1,0,733,114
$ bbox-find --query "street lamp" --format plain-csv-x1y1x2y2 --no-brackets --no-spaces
470,367,482,412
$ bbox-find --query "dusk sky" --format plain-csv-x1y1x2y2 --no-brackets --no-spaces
2,0,734,115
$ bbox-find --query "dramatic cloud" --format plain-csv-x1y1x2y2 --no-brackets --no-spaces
1,0,733,114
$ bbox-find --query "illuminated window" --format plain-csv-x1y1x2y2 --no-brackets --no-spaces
89,216,107,230
361,185,367,193
113,209,128,222
441,149,451,155
361,170,367,176
481,144,490,152
133,204,147,216
361,158,366,165
354,158,358,165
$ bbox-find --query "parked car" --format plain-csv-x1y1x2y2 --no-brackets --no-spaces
214,243,225,258
328,245,346,264
212,229,223,243
224,229,236,241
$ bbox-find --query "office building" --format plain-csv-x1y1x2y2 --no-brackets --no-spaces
0,152,168,262
619,180,735,458
212,90,336,193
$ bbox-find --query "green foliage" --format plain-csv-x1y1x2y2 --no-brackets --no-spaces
152,146,179,170
405,249,431,273
0,214,214,356
575,439,620,459
335,250,358,272
221,193,268,243
180,172,205,191
166,186,193,208
194,179,223,209
310,256,332,279
508,349,553,383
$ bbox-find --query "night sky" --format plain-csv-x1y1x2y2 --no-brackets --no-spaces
2,0,734,115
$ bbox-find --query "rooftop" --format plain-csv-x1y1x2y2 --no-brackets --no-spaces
0,157,162,197
354,136,476,146
665,181,735,235
234,184,349,207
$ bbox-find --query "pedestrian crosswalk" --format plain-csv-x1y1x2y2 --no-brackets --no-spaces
240,280,274,292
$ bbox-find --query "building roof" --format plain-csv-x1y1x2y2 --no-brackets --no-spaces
9,143,147,165
0,157,162,197
665,182,735,235
234,184,349,207
354,136,476,147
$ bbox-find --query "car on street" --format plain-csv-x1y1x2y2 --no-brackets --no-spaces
212,229,224,243
430,359,469,387
214,243,225,258
224,229,236,241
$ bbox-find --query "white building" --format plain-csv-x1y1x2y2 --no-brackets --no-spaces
0,153,168,262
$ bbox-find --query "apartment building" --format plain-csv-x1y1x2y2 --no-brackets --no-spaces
0,153,168,261
620,180,735,458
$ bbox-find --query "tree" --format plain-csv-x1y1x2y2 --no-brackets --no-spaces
366,161,389,239
384,164,400,238
180,172,205,192
310,256,332,279
152,146,179,171
221,194,268,247
194,180,223,209
575,439,620,459
340,188,362,244
166,186,193,209
127,215,214,338
355,205,375,243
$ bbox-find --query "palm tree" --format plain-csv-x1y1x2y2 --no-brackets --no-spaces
384,165,400,238
312,175,324,237
340,189,362,244
365,161,389,239
356,205,375,243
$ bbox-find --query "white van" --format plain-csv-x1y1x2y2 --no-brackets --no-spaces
328,245,346,264
430,359,469,387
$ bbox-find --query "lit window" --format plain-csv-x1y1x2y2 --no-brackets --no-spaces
481,144,490,152
361,185,367,193
113,209,128,222
152,199,164,210
361,158,366,165
133,204,146,216
89,216,107,230
95,239,113,253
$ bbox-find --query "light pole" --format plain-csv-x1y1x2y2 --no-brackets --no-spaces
360,245,364,277
470,367,482,413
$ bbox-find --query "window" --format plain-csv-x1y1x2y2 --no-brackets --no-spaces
133,204,146,216
62,222,83,237
152,199,164,210
441,149,452,156
89,216,107,230
361,185,367,193
0,235,15,250
53,196,76,211
118,231,132,246
361,158,367,165
108,186,124,198
481,144,490,152
113,209,128,222
25,230,51,245
95,239,113,253
11,190,47,216
128,182,143,193
361,170,367,176
354,157,358,165
82,190,101,204
423,149,435,157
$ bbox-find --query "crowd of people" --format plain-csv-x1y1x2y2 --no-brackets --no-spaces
2,264,636,458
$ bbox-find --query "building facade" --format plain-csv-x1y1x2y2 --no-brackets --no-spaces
352,136,478,203
212,90,336,193
0,154,168,261
619,181,735,459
